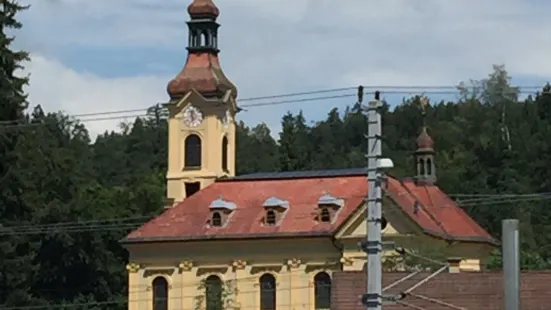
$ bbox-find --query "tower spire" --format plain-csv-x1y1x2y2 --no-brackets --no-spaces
414,96,436,184
166,0,237,101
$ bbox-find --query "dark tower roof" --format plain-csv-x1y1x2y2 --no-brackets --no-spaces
167,0,237,101
187,0,219,18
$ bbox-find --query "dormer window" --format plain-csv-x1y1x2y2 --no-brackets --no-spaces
262,196,289,226
317,193,344,223
212,212,222,227
266,210,276,225
320,208,331,223
208,197,236,228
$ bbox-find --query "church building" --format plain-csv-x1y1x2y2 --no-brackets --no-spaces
121,1,497,310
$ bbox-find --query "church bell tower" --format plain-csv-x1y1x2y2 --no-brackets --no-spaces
414,98,436,185
164,0,238,205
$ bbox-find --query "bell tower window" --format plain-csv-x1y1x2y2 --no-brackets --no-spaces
222,136,228,172
186,6,220,54
418,158,425,175
201,31,207,46
185,134,202,168
426,158,432,175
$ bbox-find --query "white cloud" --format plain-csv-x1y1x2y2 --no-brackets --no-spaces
24,55,170,139
15,0,551,138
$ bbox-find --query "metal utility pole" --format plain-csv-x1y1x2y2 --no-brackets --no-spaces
360,87,384,310
502,219,520,310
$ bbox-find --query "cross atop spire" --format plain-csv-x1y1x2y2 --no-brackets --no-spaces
416,95,434,151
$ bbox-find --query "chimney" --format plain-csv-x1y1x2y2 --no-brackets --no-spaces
447,257,462,273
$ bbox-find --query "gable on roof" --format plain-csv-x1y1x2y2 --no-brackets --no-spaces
335,196,421,240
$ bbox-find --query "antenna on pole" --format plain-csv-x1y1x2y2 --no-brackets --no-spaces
357,85,364,104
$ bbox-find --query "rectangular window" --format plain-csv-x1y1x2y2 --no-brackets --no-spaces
185,182,201,197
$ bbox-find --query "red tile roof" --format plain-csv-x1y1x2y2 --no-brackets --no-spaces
123,169,495,245
166,53,237,100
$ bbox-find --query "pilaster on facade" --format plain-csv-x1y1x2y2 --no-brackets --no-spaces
126,263,141,310
178,260,196,310
179,260,194,272
232,259,247,271
126,262,141,273
284,258,308,310
231,259,251,310
286,258,302,270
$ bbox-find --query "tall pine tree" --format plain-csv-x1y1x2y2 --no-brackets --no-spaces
0,0,38,307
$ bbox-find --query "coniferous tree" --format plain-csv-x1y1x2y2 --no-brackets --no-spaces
0,1,37,307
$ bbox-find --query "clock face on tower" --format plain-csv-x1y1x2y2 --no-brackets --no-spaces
182,106,203,128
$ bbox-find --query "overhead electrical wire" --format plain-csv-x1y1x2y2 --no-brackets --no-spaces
0,84,549,130
1,193,549,237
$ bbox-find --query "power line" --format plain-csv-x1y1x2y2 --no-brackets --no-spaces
34,84,547,118
1,194,548,237
1,84,549,130
59,85,551,117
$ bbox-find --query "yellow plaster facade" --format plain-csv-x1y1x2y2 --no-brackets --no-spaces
125,197,495,310
164,90,238,205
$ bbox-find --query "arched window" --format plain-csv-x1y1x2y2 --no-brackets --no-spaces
194,30,201,47
222,136,228,172
205,275,223,310
381,216,388,230
212,212,222,227
418,158,425,175
260,274,276,310
320,208,331,223
314,272,331,310
265,210,276,225
426,158,432,175
152,277,168,310
200,31,207,46
185,134,202,168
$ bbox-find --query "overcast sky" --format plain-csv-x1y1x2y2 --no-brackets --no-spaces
14,0,551,138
